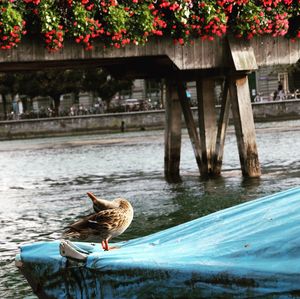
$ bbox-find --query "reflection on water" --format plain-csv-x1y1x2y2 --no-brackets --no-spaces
0,120,300,298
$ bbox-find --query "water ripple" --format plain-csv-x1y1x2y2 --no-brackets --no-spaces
0,123,300,297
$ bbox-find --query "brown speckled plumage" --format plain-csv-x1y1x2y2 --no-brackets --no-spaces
64,192,133,250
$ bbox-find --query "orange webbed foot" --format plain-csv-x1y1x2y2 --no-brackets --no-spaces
101,240,119,251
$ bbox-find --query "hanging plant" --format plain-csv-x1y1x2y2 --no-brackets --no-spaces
228,0,295,39
189,1,227,42
0,0,299,51
0,2,26,50
229,1,271,39
120,2,155,46
68,3,103,50
36,0,64,51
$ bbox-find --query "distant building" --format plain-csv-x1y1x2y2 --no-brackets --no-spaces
32,96,53,116
59,93,75,114
250,65,300,102
126,65,300,106
117,79,163,109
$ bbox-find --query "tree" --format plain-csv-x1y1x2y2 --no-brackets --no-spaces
17,69,84,116
0,67,132,118
0,73,20,120
81,68,132,110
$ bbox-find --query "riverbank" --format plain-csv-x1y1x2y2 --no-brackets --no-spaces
0,100,299,140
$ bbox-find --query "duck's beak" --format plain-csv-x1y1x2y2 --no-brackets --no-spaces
87,192,118,210
87,192,98,204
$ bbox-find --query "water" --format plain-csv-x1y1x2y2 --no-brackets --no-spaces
0,120,300,298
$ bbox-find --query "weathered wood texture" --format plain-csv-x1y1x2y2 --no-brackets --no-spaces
229,75,261,177
0,36,299,73
177,81,202,175
164,80,182,181
250,36,300,66
0,38,229,71
212,79,231,176
197,79,218,176
228,36,258,70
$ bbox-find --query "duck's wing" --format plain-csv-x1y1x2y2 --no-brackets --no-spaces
67,213,96,230
63,213,94,237
89,209,125,231
87,192,119,212
65,209,118,236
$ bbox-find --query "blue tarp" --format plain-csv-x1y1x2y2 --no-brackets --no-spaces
17,187,300,298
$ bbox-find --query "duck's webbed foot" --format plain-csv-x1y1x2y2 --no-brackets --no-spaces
101,239,119,251
101,240,109,251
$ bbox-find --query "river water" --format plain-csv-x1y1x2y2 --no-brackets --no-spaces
0,120,300,298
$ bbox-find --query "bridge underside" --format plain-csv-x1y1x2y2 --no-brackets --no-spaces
0,55,231,81
0,55,174,76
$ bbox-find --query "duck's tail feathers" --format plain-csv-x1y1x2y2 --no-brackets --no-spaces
63,227,83,239
36,228,63,239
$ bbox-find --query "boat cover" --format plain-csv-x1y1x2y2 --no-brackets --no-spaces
16,187,300,298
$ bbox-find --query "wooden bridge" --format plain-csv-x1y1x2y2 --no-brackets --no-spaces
1,36,299,179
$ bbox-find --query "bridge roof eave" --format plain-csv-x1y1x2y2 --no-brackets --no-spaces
0,36,299,75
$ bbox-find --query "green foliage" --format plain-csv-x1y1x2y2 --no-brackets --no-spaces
127,3,154,44
107,5,128,33
0,67,132,111
0,2,25,49
38,1,60,32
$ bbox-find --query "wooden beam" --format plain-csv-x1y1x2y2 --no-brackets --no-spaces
164,80,182,181
1,37,300,75
228,36,258,71
229,74,261,177
212,78,231,175
177,81,203,174
196,78,217,176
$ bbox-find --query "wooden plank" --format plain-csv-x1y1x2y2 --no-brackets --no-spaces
228,36,258,70
0,36,300,72
196,78,217,176
229,74,261,177
288,38,300,65
201,39,217,69
263,37,276,65
258,37,286,65
172,42,183,70
177,80,203,174
183,38,225,70
193,39,202,69
275,36,298,65
273,37,280,65
250,36,278,66
212,78,230,175
164,80,182,181
182,43,195,70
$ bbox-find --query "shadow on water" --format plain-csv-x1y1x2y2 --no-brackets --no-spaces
127,174,269,240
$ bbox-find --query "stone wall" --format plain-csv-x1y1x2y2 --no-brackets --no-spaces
251,100,300,121
0,110,166,140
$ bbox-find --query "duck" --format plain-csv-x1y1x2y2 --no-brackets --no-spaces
64,192,134,251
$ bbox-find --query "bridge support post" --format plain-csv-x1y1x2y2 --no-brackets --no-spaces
164,80,182,181
177,81,203,175
229,74,261,177
196,78,218,176
212,78,230,176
